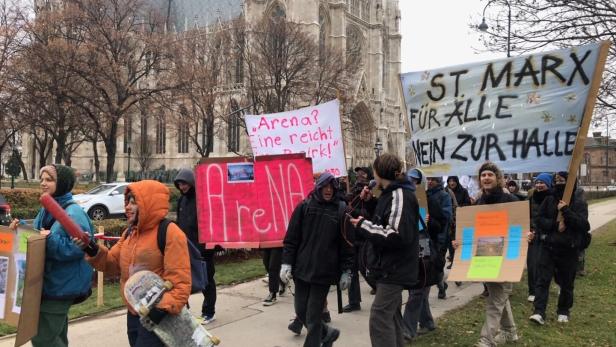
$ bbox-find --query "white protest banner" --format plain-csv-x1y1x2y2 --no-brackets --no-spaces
401,42,606,177
245,100,347,177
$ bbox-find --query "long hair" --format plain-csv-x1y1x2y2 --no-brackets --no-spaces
373,153,405,181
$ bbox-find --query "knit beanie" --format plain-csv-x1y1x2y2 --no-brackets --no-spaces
534,173,553,189
40,164,76,197
478,161,504,188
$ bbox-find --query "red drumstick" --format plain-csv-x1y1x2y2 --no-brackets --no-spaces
40,193,90,243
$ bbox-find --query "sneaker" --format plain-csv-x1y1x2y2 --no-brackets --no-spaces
263,293,277,306
474,340,491,347
321,326,340,347
527,295,535,302
495,330,519,344
201,314,216,325
529,313,545,325
321,310,331,323
279,283,286,297
342,304,361,312
370,288,376,295
557,314,569,323
446,263,452,269
288,318,302,335
455,281,462,287
417,326,435,335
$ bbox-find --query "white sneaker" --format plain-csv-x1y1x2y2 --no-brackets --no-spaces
529,313,545,325
557,314,569,323
527,295,535,302
202,314,216,325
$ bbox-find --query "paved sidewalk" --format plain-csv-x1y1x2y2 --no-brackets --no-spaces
1,199,614,347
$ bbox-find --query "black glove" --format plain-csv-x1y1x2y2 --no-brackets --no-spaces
84,239,99,257
148,307,167,324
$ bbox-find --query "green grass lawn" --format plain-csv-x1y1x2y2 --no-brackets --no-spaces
411,219,616,347
588,196,616,205
0,257,265,337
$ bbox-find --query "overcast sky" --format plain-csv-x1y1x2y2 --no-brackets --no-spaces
399,1,503,72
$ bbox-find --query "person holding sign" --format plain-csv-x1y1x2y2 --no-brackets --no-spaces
280,173,353,347
349,154,419,347
9,165,95,347
530,172,590,325
527,173,553,303
469,162,519,347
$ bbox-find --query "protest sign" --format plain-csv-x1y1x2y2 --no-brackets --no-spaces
195,154,314,248
245,100,347,177
0,226,46,347
400,42,609,177
448,201,529,282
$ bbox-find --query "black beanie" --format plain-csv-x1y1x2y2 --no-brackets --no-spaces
54,165,76,197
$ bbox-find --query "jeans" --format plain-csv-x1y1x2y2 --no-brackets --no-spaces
370,283,405,347
294,278,331,347
262,247,282,294
127,312,165,347
533,246,578,317
201,250,217,316
402,286,434,337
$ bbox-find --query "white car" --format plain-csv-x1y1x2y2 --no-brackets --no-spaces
73,182,129,220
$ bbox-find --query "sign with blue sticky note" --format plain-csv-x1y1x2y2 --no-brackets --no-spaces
448,201,530,283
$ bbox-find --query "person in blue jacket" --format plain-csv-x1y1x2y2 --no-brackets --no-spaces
11,164,94,347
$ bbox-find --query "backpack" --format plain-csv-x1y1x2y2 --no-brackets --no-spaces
157,218,208,294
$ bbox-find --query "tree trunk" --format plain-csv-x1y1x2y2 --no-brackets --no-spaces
54,129,67,164
91,136,100,183
19,157,28,181
103,121,118,183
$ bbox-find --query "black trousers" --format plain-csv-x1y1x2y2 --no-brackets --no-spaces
533,245,578,317
262,247,282,294
201,250,217,316
348,245,362,305
294,278,330,347
370,283,405,347
527,241,541,296
127,313,164,347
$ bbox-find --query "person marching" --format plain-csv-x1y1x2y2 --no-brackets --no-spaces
526,173,553,303
74,180,191,347
280,172,353,347
9,165,95,347
530,172,590,325
349,154,419,347
174,168,217,324
459,162,520,347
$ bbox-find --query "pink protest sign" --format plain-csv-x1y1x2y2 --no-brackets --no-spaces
245,100,347,177
195,154,314,249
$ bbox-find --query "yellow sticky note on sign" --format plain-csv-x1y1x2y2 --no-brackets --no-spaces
0,233,15,252
467,256,503,279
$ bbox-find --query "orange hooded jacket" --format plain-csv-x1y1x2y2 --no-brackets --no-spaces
88,180,191,315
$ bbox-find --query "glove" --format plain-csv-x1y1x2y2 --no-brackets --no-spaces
339,270,352,291
280,264,292,284
84,239,99,257
148,307,167,324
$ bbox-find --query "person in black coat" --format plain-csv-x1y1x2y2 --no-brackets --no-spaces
530,171,590,325
174,168,217,323
280,172,354,347
349,153,419,347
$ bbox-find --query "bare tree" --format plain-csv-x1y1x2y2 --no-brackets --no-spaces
51,0,181,182
474,0,616,122
132,133,154,175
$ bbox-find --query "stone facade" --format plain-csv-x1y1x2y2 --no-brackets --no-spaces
580,133,616,186
22,0,405,180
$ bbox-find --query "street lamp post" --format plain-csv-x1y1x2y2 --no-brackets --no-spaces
374,138,383,158
478,0,512,58
127,146,132,182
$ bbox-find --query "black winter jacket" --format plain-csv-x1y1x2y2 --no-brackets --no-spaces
536,188,589,252
282,197,354,285
174,169,201,247
357,179,419,288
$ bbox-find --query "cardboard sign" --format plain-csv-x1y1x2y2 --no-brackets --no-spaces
448,201,529,282
195,154,315,248
245,100,347,177
401,43,605,176
0,226,46,347
415,182,428,231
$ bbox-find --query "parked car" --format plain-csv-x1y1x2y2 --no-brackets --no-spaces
73,182,129,220
0,194,11,226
